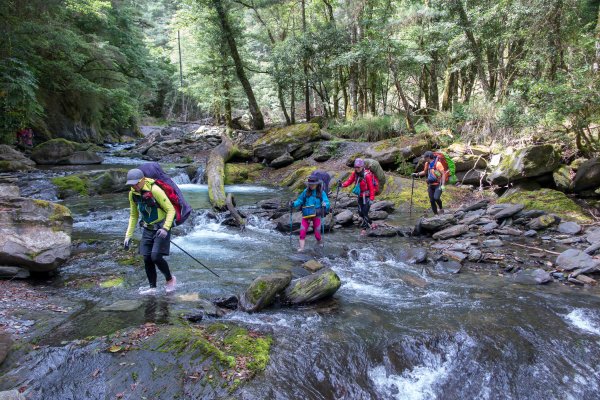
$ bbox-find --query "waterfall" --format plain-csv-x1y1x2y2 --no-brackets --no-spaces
171,172,191,185
192,164,206,184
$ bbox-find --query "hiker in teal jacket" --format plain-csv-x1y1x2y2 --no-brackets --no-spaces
290,176,330,251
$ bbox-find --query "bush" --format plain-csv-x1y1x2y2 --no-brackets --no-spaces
327,116,408,142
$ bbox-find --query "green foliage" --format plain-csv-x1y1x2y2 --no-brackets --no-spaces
327,116,409,142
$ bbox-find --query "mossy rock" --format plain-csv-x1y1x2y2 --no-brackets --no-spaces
31,138,88,165
225,163,264,185
498,188,591,223
239,271,292,312
283,268,341,304
99,276,125,288
0,145,36,171
552,165,573,192
365,136,431,167
281,166,317,191
253,123,321,162
376,175,467,211
488,144,561,186
52,175,89,198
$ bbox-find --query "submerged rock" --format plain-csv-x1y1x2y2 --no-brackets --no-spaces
398,247,428,264
512,268,552,285
283,268,341,304
239,271,292,312
100,300,143,312
434,261,462,274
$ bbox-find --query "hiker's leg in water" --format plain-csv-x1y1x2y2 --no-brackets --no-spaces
151,252,172,282
143,255,158,287
299,218,309,250
358,197,372,228
428,185,439,214
314,218,322,241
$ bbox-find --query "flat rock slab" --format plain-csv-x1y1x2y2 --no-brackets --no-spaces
556,249,600,273
398,247,428,264
370,201,395,213
587,228,600,244
100,300,143,312
0,333,12,366
462,199,490,212
483,239,504,248
494,204,525,220
442,250,467,263
434,261,462,274
368,228,398,238
512,268,552,285
558,222,582,235
420,214,457,232
0,266,30,279
0,390,26,400
432,224,469,240
303,259,324,273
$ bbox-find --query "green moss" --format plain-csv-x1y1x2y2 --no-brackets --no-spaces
33,199,50,208
49,203,72,222
99,276,125,288
223,327,272,373
254,123,320,147
249,280,268,303
52,175,89,198
498,188,591,222
118,254,142,266
281,166,317,190
224,163,264,184
0,160,11,170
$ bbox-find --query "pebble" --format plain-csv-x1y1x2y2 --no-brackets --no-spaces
524,230,537,237
483,239,504,248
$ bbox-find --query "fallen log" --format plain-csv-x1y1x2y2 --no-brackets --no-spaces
227,193,246,229
207,133,234,211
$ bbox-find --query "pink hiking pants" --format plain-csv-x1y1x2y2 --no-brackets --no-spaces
300,217,321,241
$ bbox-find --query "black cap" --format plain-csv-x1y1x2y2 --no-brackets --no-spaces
423,151,434,159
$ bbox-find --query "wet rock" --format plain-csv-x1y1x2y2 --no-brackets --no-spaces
574,274,597,285
481,221,499,234
488,144,561,186
494,204,525,220
512,268,552,285
185,314,203,323
211,295,239,310
370,201,395,213
420,214,457,232
364,137,430,166
197,298,226,317
258,198,281,210
586,228,600,244
462,199,490,212
584,242,600,255
303,259,324,273
482,239,504,248
100,300,143,312
432,224,469,240
434,261,462,274
398,273,428,288
468,249,483,262
0,197,72,272
0,332,11,365
442,250,467,263
556,249,600,273
368,210,388,220
65,151,103,165
253,123,321,162
399,247,428,264
573,157,600,193
334,210,353,225
283,268,341,304
557,222,582,235
524,230,537,237
0,145,35,172
528,214,560,230
239,271,292,312
269,152,294,168
368,228,398,237
553,165,573,192
31,139,102,165
0,266,30,279
274,211,303,232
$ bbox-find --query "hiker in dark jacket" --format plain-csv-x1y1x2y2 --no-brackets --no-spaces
124,168,177,295
412,151,446,215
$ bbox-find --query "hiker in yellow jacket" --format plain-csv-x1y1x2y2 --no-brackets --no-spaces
124,168,177,295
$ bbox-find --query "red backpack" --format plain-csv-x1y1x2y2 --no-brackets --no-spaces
153,180,184,224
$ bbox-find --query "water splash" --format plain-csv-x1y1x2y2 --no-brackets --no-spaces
564,309,600,336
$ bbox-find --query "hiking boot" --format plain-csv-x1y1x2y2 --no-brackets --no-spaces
439,209,445,215
165,276,177,293
370,223,378,229
139,286,158,295
360,229,367,236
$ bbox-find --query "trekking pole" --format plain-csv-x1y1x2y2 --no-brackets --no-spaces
289,203,293,248
169,239,220,278
410,175,415,216
329,185,340,233
320,216,325,250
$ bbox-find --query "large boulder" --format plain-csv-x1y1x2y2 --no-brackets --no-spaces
512,269,552,285
239,271,292,312
365,137,430,167
498,188,591,223
0,145,36,172
283,268,341,304
455,170,488,186
335,210,354,225
454,154,488,172
556,249,600,273
419,214,457,232
253,123,321,162
269,152,294,168
573,158,600,193
31,139,103,165
488,145,561,186
0,196,72,272
275,211,303,232
553,165,573,192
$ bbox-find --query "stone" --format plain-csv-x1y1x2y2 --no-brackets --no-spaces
468,249,483,262
499,188,589,223
100,300,143,312
274,211,303,232
454,154,488,172
0,332,11,365
573,157,600,193
443,250,467,263
313,142,338,162
586,228,600,245
367,228,398,238
434,261,462,274
524,230,537,237
303,259,324,273
269,152,294,168
370,200,395,213
365,137,430,167
335,210,354,225
253,123,321,162
482,239,504,248
258,198,281,210
0,145,35,172
211,295,239,310
419,214,457,232
528,214,560,230
0,197,72,272
494,204,525,220
239,271,292,312
553,165,573,192
494,228,522,236
462,199,490,212
368,210,388,220
455,170,488,186
291,143,315,159
486,203,514,216
399,247,428,264
64,150,103,165
0,185,19,198
584,242,600,255
31,139,102,165
283,268,341,304
0,390,26,400
488,144,561,186
0,266,30,279
556,249,600,273
432,224,469,240
512,268,552,285
197,298,226,317
557,222,582,235
574,274,597,285
481,221,499,234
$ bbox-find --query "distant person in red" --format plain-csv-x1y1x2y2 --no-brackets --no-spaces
24,128,33,147
16,128,33,147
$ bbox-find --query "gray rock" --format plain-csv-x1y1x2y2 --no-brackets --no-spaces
434,261,462,274
370,200,395,213
303,259,324,273
367,228,398,237
553,165,573,192
239,271,292,312
557,222,582,235
100,300,143,312
0,390,26,400
0,145,35,172
486,204,514,216
31,139,102,165
0,332,11,365
365,138,430,166
482,239,504,248
283,268,341,304
0,266,30,279
481,221,499,234
270,152,294,168
0,185,20,198
468,249,483,262
512,268,552,285
432,224,469,240
494,204,525,220
368,210,388,220
488,144,561,186
556,249,600,273
0,197,72,272
197,298,226,317
455,169,488,186
586,228,600,245
528,214,560,230
291,143,315,159
420,214,457,232
399,247,428,264
64,150,103,165
584,242,600,255
573,157,600,193
442,250,467,262
253,123,321,162
454,154,488,172
275,211,303,232
524,230,537,237
335,210,354,225
462,200,490,212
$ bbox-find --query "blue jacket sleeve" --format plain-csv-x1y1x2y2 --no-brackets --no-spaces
293,189,306,208
321,191,330,211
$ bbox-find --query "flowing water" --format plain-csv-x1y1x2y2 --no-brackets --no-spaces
2,160,600,399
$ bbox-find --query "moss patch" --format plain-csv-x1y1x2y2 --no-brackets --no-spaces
254,123,320,147
52,175,89,198
281,166,317,191
498,188,591,222
99,276,125,288
224,163,264,184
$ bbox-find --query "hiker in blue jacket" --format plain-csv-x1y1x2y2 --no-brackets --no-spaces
290,176,330,252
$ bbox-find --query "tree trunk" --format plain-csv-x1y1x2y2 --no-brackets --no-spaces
429,52,439,110
290,81,296,124
595,5,600,73
277,85,291,125
212,0,264,129
547,0,563,81
389,59,415,133
208,133,235,211
302,0,311,121
370,70,377,114
441,66,456,111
